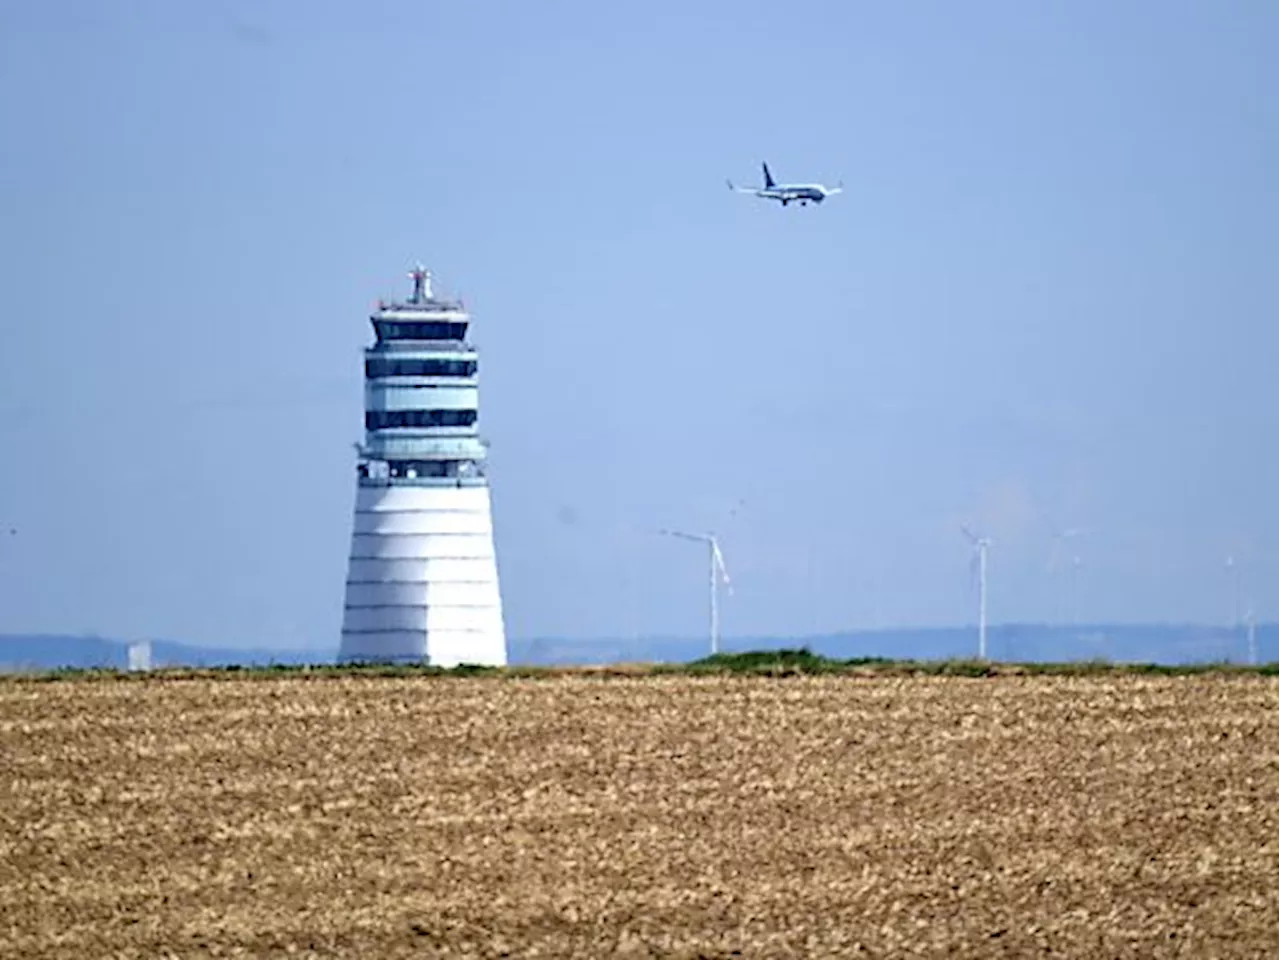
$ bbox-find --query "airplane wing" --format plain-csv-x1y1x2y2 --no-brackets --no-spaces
726,179,759,194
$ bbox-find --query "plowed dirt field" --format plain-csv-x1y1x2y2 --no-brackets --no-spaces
1,672,1275,958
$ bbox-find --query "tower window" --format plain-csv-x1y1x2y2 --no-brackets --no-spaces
365,409,478,430
365,358,477,378
389,460,463,479
374,321,468,341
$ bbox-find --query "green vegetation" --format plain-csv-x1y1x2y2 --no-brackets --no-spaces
671,648,1276,678
3,647,1275,683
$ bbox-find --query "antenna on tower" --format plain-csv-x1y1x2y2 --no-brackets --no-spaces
408,263,432,303
961,524,992,660
659,528,732,656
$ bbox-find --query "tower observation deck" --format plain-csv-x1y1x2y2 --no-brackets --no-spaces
337,265,507,666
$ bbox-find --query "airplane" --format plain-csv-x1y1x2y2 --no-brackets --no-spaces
727,162,843,207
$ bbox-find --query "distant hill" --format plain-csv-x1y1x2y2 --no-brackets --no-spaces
0,635,327,673
519,623,1275,668
0,622,1272,673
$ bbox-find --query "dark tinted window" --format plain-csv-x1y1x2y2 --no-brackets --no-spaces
389,460,459,478
365,358,477,378
375,321,468,341
365,409,478,429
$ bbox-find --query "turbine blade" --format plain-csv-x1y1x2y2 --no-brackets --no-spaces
712,542,731,584
659,528,706,543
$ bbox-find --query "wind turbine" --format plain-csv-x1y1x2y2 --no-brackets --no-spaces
1225,555,1240,628
1045,524,1089,626
1244,607,1257,665
659,528,732,656
961,525,992,660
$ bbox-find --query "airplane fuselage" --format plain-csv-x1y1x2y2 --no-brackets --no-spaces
753,185,831,205
729,163,843,207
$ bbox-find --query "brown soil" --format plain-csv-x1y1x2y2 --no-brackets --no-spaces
1,673,1275,958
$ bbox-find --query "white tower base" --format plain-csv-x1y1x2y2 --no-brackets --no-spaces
339,484,507,667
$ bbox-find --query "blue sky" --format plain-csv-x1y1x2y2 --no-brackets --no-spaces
0,0,1275,648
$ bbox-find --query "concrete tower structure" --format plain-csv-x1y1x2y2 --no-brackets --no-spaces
338,265,507,666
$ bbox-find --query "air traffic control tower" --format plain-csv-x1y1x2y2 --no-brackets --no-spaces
338,266,507,667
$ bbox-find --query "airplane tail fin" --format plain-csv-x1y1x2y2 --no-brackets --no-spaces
762,162,775,188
